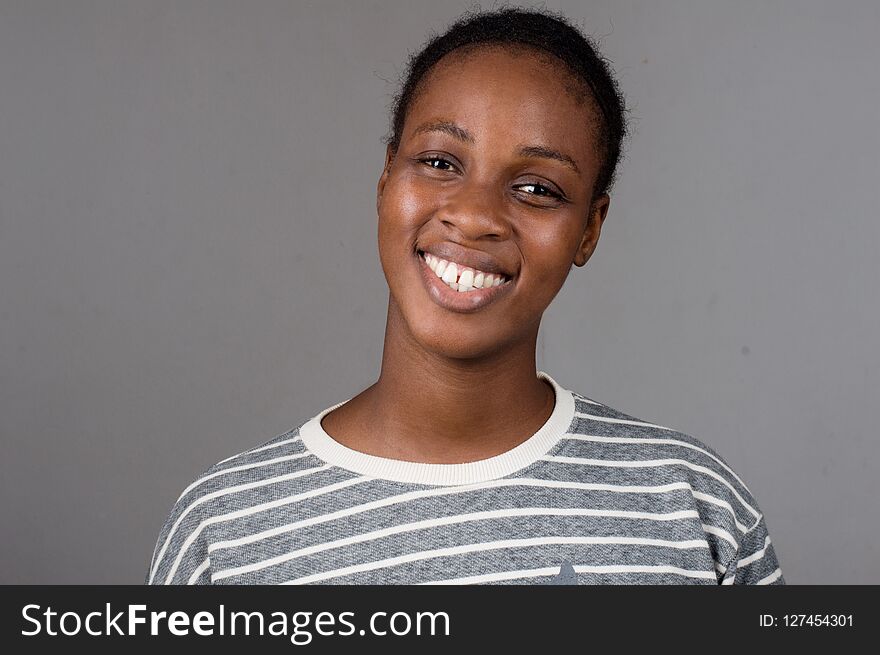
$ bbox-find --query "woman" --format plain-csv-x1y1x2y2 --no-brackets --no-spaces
148,7,783,585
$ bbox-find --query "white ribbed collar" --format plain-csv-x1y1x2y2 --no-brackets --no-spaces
298,370,574,486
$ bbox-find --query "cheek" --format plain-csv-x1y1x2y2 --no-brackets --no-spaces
520,230,580,300
378,176,438,265
377,181,424,277
381,174,432,227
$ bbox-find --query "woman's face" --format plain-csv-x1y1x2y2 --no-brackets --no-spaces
377,45,609,360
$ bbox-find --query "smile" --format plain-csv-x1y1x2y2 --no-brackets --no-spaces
416,250,514,314
423,252,511,292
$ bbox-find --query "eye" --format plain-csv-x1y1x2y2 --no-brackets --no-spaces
514,182,567,202
416,155,458,172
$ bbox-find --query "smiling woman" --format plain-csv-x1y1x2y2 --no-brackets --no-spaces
147,7,784,586
376,44,606,372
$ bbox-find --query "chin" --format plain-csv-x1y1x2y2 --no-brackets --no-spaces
389,285,518,360
409,319,510,361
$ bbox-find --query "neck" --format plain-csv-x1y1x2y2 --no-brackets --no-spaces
358,296,555,463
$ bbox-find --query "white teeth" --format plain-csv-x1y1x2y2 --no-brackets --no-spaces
441,262,458,286
422,251,509,292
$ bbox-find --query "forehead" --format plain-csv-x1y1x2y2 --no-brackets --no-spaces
404,44,600,161
438,44,590,102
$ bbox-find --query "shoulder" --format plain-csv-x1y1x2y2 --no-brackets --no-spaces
146,425,314,584
564,390,766,532
561,391,779,576
568,391,740,465
174,426,313,511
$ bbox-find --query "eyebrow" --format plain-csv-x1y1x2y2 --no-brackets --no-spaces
412,120,581,175
413,120,475,143
517,145,580,175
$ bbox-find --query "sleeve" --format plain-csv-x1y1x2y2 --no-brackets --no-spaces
722,515,785,585
144,491,214,585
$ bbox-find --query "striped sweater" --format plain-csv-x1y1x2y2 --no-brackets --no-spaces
147,371,784,585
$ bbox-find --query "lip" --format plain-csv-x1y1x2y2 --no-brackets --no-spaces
420,242,514,278
415,250,514,314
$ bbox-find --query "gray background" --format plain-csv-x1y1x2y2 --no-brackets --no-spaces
1,0,877,584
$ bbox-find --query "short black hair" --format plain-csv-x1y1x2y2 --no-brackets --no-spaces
384,6,629,199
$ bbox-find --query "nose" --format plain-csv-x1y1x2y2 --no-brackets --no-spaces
436,179,511,241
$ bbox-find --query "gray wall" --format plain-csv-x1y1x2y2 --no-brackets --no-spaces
1,0,877,584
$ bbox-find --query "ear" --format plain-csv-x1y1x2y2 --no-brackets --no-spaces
573,193,610,267
376,144,396,213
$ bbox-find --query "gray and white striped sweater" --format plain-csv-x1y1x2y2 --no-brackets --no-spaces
147,371,784,585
